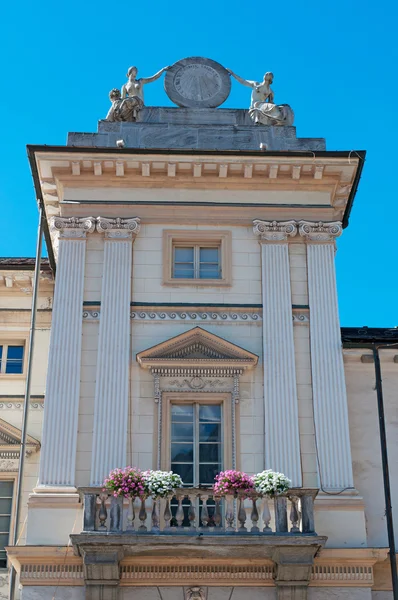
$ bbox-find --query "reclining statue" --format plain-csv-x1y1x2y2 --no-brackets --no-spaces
227,69,294,126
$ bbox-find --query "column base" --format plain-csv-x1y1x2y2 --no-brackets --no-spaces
26,490,81,545
314,492,366,548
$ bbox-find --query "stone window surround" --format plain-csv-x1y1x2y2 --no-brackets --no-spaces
160,392,234,475
162,230,232,287
0,473,17,572
0,334,28,378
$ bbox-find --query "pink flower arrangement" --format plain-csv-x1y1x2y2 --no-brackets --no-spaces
103,467,145,499
213,470,255,496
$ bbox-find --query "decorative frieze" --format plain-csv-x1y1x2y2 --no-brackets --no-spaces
0,402,44,410
164,377,230,391
84,309,308,324
311,564,373,585
120,563,274,584
131,310,262,322
253,219,297,242
14,560,377,588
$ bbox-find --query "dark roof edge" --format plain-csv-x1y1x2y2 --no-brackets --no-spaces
341,327,398,346
341,152,366,229
26,144,366,160
26,147,57,274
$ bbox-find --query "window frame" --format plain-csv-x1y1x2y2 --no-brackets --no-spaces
163,230,232,287
0,341,26,377
0,474,16,571
160,393,234,480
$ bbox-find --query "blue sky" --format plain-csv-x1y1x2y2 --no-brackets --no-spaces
0,0,396,326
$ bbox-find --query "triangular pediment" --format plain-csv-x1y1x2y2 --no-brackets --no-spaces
0,418,40,457
137,327,258,370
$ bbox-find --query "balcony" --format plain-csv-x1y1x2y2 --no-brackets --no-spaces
78,486,319,536
70,487,327,597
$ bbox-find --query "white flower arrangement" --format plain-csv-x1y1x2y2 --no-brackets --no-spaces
143,470,183,499
253,469,291,496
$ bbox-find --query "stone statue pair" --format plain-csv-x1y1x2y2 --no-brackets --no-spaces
105,63,293,126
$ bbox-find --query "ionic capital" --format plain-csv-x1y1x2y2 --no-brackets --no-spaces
50,216,96,239
298,220,343,242
253,220,297,242
96,217,141,239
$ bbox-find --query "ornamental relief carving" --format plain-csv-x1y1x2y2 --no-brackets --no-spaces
163,377,230,392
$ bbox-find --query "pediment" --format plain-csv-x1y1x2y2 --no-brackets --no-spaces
136,327,258,371
0,418,40,457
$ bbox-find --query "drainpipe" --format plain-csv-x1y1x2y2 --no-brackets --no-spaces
372,345,398,600
8,202,44,600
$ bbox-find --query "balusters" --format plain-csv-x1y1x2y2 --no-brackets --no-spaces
289,495,301,533
188,495,196,528
98,493,108,530
250,497,259,533
84,494,96,531
225,495,235,532
214,498,222,527
110,496,123,532
275,496,288,533
238,496,247,532
163,497,172,529
82,487,318,536
262,497,272,533
301,492,316,534
176,494,185,527
138,498,147,531
201,495,209,527
126,498,135,531
152,499,160,531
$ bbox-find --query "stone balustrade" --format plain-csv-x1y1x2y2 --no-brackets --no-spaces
79,487,318,535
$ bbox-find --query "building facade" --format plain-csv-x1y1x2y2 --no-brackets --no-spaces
2,59,398,600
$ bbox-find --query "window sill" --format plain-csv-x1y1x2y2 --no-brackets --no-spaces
0,374,25,380
163,278,232,287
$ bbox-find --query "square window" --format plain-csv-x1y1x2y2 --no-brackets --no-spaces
163,231,232,287
0,344,24,375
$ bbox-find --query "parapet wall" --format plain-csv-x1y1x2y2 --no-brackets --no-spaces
67,107,326,152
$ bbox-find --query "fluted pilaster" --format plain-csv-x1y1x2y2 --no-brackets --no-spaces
299,221,354,490
253,220,302,486
39,217,95,487
90,218,140,485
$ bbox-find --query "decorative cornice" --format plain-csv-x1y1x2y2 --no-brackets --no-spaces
96,217,141,239
50,216,96,239
0,401,44,410
253,219,297,242
84,309,309,325
131,310,262,322
298,220,343,242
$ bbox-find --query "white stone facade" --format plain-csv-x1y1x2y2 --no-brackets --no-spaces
1,123,396,599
